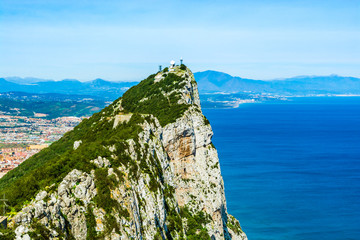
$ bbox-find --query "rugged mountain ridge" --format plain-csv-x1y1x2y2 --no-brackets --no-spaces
0,65,247,240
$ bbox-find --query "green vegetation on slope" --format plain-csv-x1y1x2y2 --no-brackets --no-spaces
0,227,15,240
85,205,97,240
121,72,189,126
180,207,211,240
0,104,143,211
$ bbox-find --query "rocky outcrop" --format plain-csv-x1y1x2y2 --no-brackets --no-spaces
11,65,247,240
13,170,96,240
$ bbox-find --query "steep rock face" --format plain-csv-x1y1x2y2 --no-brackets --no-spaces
6,66,247,240
13,169,96,239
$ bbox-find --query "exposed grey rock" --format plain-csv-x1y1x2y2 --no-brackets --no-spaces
15,225,30,240
73,140,82,150
91,156,111,168
35,191,47,201
13,169,96,239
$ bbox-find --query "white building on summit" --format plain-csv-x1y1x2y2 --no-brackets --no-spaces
169,60,176,71
170,60,175,67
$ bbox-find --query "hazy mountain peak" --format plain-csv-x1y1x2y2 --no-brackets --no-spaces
4,76,54,84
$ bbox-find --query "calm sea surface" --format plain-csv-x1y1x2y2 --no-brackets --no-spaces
202,97,360,240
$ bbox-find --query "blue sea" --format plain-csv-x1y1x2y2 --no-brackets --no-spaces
202,97,360,240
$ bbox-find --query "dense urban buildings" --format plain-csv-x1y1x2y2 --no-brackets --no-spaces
0,115,84,178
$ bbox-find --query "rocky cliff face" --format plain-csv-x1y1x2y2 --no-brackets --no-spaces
6,65,247,240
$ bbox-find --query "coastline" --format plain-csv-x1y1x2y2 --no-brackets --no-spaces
201,94,360,109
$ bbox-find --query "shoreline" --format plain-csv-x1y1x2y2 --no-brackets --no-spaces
201,95,360,109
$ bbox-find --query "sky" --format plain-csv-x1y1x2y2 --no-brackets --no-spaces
1,0,359,81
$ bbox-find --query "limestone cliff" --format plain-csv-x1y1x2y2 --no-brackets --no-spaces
1,65,247,240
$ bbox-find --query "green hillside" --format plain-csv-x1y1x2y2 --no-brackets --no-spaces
0,67,190,213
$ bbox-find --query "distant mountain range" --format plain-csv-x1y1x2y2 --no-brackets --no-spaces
194,71,360,95
0,77,136,100
3,77,54,84
2,72,360,99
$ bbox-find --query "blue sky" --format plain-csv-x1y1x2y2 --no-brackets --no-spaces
1,0,359,81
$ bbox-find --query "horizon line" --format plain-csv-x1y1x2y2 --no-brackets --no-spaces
2,72,359,83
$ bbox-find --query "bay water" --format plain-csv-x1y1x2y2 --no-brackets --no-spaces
202,97,360,240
